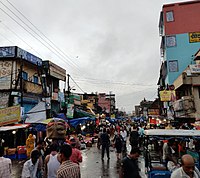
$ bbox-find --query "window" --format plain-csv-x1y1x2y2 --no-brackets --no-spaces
33,76,38,84
22,71,28,80
168,60,178,72
166,11,174,22
166,36,176,47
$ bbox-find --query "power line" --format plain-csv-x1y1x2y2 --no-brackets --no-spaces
69,75,85,93
73,76,155,87
5,0,79,67
0,21,43,57
0,1,80,72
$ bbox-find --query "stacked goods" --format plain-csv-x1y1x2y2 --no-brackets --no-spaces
46,119,66,139
17,146,26,154
7,148,17,155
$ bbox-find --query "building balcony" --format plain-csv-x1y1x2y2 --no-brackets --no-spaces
173,96,195,117
23,80,42,94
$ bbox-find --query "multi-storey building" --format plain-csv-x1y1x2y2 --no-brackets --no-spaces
158,0,200,88
157,1,200,119
173,49,200,122
0,46,66,124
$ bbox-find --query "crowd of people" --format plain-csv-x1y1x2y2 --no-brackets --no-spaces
1,118,200,178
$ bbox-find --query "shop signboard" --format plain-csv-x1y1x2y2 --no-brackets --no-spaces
0,105,21,126
0,46,15,57
17,47,42,66
189,32,200,43
148,109,159,116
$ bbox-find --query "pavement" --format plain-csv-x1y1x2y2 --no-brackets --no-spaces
11,143,147,178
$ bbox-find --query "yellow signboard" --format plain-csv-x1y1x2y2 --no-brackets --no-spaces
0,106,21,126
189,32,200,43
160,90,176,102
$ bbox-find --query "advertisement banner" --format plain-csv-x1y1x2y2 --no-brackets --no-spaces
0,106,21,126
189,32,200,43
160,90,176,102
67,104,74,119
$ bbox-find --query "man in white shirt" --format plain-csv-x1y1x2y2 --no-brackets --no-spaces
120,127,127,154
0,146,12,178
171,154,200,178
22,149,40,178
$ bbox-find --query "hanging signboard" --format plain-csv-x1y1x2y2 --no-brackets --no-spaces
0,105,21,126
160,90,176,102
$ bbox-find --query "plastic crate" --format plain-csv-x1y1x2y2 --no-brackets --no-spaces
18,153,27,160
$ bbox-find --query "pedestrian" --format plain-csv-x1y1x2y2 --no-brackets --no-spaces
26,134,35,158
120,126,127,154
70,138,82,165
171,154,200,178
129,125,139,149
34,140,44,178
100,128,110,160
113,132,124,160
21,149,40,178
0,146,12,178
119,147,141,178
57,144,80,178
44,143,61,178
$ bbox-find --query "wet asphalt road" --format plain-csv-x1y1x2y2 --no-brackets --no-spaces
11,143,146,178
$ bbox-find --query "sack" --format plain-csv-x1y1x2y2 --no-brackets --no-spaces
46,119,66,139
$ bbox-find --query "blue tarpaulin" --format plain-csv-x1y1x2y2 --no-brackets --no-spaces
69,117,95,128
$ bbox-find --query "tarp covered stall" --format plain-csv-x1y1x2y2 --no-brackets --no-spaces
25,101,46,123
69,117,95,128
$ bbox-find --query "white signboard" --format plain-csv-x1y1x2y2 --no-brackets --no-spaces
189,64,200,74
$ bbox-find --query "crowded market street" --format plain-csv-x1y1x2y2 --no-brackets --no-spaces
11,143,146,178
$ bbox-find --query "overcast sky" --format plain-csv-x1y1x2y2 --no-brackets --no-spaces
0,0,187,112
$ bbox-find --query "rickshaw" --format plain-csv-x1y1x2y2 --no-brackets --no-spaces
143,129,200,178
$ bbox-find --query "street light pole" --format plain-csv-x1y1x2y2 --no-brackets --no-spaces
67,74,70,104
20,57,23,107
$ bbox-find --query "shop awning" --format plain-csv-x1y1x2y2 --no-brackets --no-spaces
0,124,30,132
